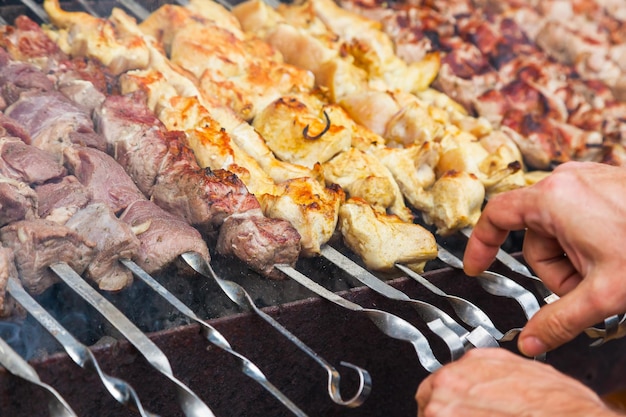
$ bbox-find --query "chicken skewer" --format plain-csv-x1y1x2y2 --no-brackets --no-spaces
273,263,445,373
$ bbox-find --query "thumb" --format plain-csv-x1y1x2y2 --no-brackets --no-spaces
518,286,606,356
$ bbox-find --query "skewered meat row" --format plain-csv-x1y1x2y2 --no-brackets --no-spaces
0,15,302,278
336,0,626,169
40,0,432,266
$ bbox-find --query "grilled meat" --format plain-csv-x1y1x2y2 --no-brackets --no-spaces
0,175,37,227
339,198,437,271
65,203,140,291
120,199,210,274
34,175,91,224
0,219,96,295
0,136,66,184
5,90,106,160
0,247,21,317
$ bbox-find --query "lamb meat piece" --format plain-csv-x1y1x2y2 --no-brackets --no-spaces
152,137,262,234
4,90,106,160
63,146,147,214
65,203,140,292
0,247,20,318
0,136,66,184
35,175,92,224
94,92,169,196
0,175,37,227
0,219,96,295
119,199,210,274
217,209,302,279
0,48,55,107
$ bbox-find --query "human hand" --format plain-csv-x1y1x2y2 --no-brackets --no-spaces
416,348,620,417
463,161,626,356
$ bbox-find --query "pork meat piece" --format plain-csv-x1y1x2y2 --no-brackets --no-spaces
0,175,37,227
63,146,147,214
35,175,92,224
65,203,140,292
119,199,210,274
94,92,169,196
217,208,301,279
0,136,66,184
4,90,106,160
0,219,96,294
0,247,20,318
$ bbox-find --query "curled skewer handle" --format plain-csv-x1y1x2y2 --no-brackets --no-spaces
49,262,216,417
181,252,372,407
0,335,77,417
120,259,310,416
6,277,158,417
274,264,443,373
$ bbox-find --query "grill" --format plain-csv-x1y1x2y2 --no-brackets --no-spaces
0,1,626,416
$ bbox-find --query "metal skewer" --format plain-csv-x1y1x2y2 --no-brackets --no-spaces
0,333,78,417
49,262,216,417
460,227,626,345
120,258,310,417
181,251,372,408
274,263,444,373
6,277,159,417
436,245,541,321
321,245,497,352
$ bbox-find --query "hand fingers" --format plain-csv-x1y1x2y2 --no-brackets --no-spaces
518,280,608,356
463,188,535,276
522,229,582,295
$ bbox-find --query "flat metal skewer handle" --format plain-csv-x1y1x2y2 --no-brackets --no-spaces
274,263,443,373
0,334,77,417
394,263,504,341
7,277,158,417
181,251,372,408
321,245,490,353
437,245,541,321
120,259,309,417
49,262,216,417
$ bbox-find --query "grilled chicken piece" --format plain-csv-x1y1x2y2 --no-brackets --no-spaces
372,142,439,213
252,93,352,169
0,175,38,227
422,170,485,235
338,198,437,271
260,178,344,257
43,0,149,75
0,219,96,295
138,3,314,122
323,148,413,222
65,203,140,292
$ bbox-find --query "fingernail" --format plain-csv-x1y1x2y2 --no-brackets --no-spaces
519,336,547,357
